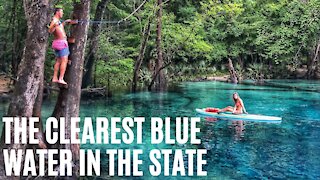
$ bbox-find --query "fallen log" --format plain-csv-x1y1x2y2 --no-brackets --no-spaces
81,87,107,98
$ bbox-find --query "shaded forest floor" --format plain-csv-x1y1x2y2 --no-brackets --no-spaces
0,75,11,94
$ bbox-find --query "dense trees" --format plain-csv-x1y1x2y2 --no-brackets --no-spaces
92,0,319,90
0,0,319,92
0,0,26,77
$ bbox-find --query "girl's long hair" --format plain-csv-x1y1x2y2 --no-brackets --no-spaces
233,92,240,103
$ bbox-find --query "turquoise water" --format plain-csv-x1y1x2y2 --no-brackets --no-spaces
265,79,320,92
1,81,320,179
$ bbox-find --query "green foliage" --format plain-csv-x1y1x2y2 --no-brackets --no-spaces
166,61,219,82
95,0,320,87
96,58,134,91
162,13,213,63
138,68,153,87
246,63,269,81
0,0,26,74
235,63,245,81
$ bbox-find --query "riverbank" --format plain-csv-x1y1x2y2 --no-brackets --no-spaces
1,74,319,101
0,74,230,94
202,75,230,82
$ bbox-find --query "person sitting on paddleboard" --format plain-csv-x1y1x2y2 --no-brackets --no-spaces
219,92,248,114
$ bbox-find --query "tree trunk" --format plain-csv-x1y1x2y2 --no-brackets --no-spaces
82,0,109,88
4,0,50,119
32,69,47,149
307,38,320,79
238,55,243,68
132,19,152,92
228,58,238,84
151,0,166,91
51,0,91,169
0,0,50,177
148,61,172,91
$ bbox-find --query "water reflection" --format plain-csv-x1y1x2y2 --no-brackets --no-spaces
230,120,245,141
202,118,246,142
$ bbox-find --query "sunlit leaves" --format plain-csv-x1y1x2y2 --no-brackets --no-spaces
96,58,134,89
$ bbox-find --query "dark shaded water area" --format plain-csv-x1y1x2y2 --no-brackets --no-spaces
0,81,319,179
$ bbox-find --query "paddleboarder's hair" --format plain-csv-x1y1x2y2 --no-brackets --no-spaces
233,92,239,102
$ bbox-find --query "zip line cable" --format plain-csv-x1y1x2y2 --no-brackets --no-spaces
61,0,170,26
118,0,148,23
49,0,171,31
72,0,149,25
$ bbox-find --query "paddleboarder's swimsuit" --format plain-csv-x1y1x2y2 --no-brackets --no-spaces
234,100,243,113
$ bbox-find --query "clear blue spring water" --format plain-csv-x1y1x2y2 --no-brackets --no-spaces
0,81,320,179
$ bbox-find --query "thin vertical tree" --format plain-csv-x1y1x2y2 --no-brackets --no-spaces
307,38,320,79
82,0,109,88
132,18,152,92
149,0,167,91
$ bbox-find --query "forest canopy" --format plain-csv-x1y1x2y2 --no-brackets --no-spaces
0,0,319,92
